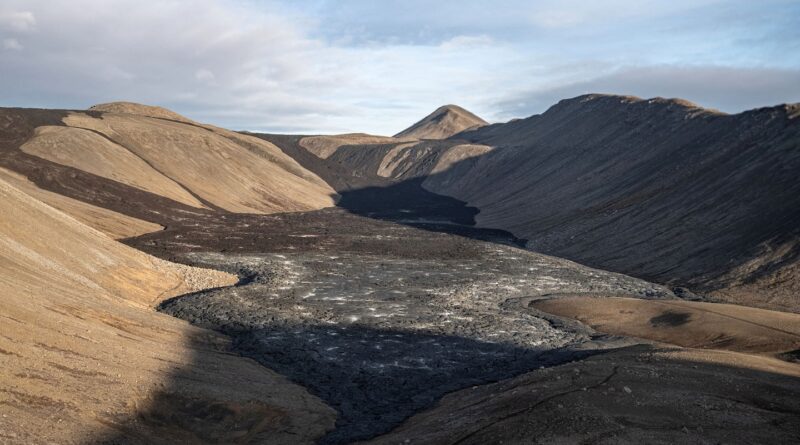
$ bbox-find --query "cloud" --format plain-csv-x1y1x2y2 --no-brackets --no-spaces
0,0,336,128
525,0,724,29
0,10,36,31
439,35,493,51
195,69,215,83
0,0,798,134
0,0,523,134
2,38,22,51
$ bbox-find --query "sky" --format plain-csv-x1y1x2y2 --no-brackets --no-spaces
1,0,799,134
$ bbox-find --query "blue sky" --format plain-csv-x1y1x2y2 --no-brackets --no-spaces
1,0,798,134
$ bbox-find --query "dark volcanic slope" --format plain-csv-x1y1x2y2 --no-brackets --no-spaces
430,95,800,309
365,344,800,445
276,95,800,311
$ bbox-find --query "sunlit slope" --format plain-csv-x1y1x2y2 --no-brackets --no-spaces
395,105,487,139
0,166,162,238
12,101,336,215
0,177,335,444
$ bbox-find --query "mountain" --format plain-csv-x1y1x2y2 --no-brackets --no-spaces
3,95,799,444
0,176,334,443
394,104,488,139
277,94,800,313
89,101,196,123
0,103,336,234
423,94,800,311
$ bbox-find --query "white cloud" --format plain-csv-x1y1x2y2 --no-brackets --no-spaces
439,35,493,50
195,69,215,83
2,38,22,51
0,10,36,31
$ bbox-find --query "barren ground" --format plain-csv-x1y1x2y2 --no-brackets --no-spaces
128,206,666,443
2,104,798,444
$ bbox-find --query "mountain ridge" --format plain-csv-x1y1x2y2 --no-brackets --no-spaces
395,104,488,139
271,93,800,313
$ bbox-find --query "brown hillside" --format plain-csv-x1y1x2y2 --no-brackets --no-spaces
0,104,336,220
0,176,335,444
89,101,195,123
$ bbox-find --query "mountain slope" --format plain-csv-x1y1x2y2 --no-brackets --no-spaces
0,177,335,443
270,94,800,312
0,166,162,238
0,104,336,231
62,108,336,214
394,105,487,139
20,124,206,208
299,133,413,159
423,95,800,310
89,101,195,123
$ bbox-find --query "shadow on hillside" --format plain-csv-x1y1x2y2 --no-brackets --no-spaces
335,177,528,248
256,129,800,298
226,324,596,444
84,332,334,445
252,133,527,250
85,321,605,445
83,325,800,444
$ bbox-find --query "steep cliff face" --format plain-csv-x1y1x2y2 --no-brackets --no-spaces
421,95,800,309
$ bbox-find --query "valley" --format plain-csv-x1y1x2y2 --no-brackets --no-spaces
127,202,664,443
1,99,798,444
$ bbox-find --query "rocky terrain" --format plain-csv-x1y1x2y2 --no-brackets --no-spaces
365,344,800,444
128,206,666,443
272,95,800,313
1,97,798,444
